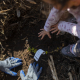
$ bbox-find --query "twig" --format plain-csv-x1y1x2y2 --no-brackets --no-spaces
48,55,59,80
68,72,73,80
0,9,11,14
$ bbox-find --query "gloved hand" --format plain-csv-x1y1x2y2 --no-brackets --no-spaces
20,62,42,80
0,57,22,76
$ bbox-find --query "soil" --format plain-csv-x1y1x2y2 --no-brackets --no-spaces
0,0,80,80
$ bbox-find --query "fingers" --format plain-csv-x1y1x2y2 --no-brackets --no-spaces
10,71,17,76
51,25,56,28
9,57,22,69
4,68,17,76
10,62,22,69
38,28,46,40
38,32,45,40
25,62,42,80
11,62,22,67
38,29,44,35
20,70,25,79
14,58,22,62
51,29,58,33
51,24,58,28
9,57,14,60
33,62,36,69
27,63,33,76
38,32,42,35
38,33,43,37
40,28,44,30
5,57,14,61
28,63,35,78
47,33,51,39
37,67,42,78
11,58,22,64
41,35,45,40
38,31,44,37
50,27,57,31
38,30,44,35
38,30,51,40
35,64,39,73
56,30,60,35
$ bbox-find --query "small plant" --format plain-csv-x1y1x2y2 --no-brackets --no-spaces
45,51,48,54
31,47,35,51
28,47,31,51
28,47,48,54
33,49,37,53
28,47,37,54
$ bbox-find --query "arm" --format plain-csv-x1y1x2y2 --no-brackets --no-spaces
38,7,64,39
44,7,64,32
58,21,80,38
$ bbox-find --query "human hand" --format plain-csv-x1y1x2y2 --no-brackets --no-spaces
20,62,42,80
50,24,60,35
0,57,22,76
38,28,51,40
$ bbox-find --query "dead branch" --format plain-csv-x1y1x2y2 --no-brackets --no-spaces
48,55,59,80
68,72,73,80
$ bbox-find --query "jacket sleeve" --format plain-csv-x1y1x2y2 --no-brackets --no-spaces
44,7,64,32
58,21,80,38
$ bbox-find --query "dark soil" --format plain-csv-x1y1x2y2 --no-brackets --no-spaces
0,0,80,80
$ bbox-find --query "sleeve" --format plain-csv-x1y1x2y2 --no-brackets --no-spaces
77,17,80,26
44,7,64,32
58,21,80,38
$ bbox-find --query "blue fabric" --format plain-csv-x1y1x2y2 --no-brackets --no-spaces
1,70,17,76
37,67,42,80
20,70,26,77
36,64,38,67
71,45,75,54
3,57,22,76
20,62,42,80
10,62,22,70
9,57,22,69
4,71,17,76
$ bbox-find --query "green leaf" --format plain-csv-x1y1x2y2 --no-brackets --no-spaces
33,49,37,53
45,51,48,54
57,47,59,50
28,47,31,51
31,47,35,51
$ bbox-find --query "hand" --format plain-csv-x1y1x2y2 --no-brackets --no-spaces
0,57,22,76
20,62,42,80
38,28,51,40
50,24,60,35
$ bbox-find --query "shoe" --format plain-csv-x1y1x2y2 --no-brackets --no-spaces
73,40,80,57
61,44,76,57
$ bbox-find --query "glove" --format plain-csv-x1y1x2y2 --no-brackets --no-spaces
20,62,42,80
0,57,22,76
